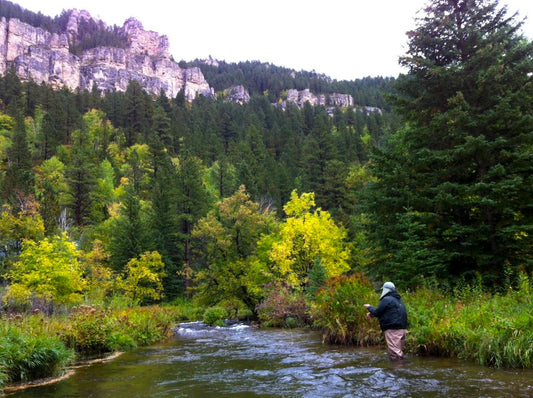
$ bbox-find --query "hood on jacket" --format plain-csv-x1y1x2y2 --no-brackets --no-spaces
380,281,396,299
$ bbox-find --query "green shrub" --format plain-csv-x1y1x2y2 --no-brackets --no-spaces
403,272,533,368
0,362,7,390
256,282,309,328
310,273,378,344
120,306,177,345
164,297,204,321
203,307,228,327
62,305,115,356
106,332,137,351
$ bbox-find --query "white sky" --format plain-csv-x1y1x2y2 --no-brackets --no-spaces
10,0,533,80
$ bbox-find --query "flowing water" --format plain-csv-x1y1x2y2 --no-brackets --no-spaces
7,321,533,397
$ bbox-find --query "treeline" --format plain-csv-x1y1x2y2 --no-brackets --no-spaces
0,65,395,303
187,59,394,108
0,0,128,54
0,0,531,321
0,0,58,32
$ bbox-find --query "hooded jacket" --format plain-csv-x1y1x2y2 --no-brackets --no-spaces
367,290,408,331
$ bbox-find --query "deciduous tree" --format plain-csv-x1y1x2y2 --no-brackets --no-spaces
268,190,351,288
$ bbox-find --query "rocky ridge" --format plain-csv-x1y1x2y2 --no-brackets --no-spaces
0,8,363,110
284,89,354,108
0,10,213,100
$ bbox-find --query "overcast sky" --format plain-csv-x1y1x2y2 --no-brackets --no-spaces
11,0,533,80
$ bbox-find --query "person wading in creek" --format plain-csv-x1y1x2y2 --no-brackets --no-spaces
363,282,408,360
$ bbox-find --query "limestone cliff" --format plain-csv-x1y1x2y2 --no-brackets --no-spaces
0,10,213,100
284,89,354,108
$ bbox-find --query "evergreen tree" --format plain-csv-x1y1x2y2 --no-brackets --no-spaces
301,107,337,208
176,152,212,293
2,127,34,206
124,80,153,145
148,133,181,298
107,184,153,271
362,0,533,286
65,127,98,226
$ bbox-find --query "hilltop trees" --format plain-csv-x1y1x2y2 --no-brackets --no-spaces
362,0,533,286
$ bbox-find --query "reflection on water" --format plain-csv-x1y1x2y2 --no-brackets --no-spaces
7,321,533,397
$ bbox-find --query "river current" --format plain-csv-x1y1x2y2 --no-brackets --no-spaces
7,321,533,397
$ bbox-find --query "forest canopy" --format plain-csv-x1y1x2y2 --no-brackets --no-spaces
0,0,531,316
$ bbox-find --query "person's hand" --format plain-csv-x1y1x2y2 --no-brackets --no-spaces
366,312,372,319
363,304,370,309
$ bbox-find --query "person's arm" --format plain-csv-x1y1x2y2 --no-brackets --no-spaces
363,303,375,319
364,298,389,318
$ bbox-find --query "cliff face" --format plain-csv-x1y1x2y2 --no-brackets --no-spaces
0,10,213,100
285,89,354,108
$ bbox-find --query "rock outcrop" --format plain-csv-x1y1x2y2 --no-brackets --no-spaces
0,10,213,100
284,89,354,108
222,85,250,104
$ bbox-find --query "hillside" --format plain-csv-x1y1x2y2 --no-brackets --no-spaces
0,0,392,110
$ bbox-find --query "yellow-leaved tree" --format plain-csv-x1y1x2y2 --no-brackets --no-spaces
119,251,166,304
4,232,85,308
269,190,350,288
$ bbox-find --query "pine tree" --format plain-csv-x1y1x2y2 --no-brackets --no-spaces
176,152,212,293
2,127,34,206
363,0,533,286
65,127,97,226
107,184,153,271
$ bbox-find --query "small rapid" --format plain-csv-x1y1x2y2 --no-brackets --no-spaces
7,321,533,397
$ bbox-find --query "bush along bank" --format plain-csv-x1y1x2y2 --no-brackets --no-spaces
311,272,533,368
0,304,193,391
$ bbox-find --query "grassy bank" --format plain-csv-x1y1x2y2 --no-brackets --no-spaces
0,299,202,391
311,272,533,368
2,275,532,392
406,274,533,367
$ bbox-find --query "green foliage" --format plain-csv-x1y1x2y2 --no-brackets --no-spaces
164,297,205,321
192,186,277,314
0,315,74,385
69,18,128,55
104,184,154,271
4,232,85,308
62,305,114,356
203,306,228,327
310,273,378,345
34,156,69,234
362,0,533,286
120,251,166,304
0,301,197,389
403,273,533,368
61,304,183,355
114,306,178,346
0,201,45,268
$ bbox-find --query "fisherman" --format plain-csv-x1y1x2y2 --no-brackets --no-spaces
363,282,408,360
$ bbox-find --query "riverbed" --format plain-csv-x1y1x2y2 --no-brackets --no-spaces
7,321,533,397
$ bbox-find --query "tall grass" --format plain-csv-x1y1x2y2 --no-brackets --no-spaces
409,272,533,368
0,299,202,391
313,272,533,368
0,314,74,387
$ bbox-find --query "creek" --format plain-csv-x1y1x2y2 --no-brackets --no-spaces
7,321,533,397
